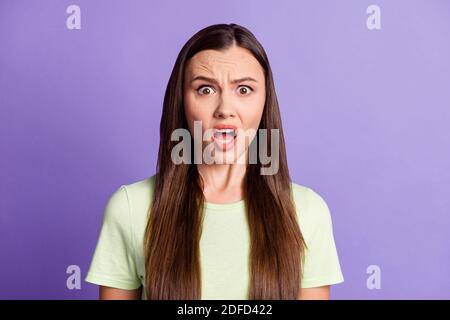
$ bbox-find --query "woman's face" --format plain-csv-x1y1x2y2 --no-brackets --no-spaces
183,45,266,164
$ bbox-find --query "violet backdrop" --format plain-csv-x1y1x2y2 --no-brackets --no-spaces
1,0,449,299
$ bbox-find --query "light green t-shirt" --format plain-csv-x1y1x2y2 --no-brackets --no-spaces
85,174,344,299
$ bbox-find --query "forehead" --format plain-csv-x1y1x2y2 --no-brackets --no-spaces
185,46,264,78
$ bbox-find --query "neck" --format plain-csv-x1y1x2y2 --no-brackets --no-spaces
196,150,248,203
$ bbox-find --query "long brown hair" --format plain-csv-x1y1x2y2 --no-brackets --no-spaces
144,23,306,300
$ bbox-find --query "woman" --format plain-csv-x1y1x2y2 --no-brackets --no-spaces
85,23,344,300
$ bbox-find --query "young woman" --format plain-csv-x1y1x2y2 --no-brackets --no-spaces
85,23,344,300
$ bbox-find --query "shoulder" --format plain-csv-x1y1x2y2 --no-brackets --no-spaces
290,182,333,240
121,174,156,205
291,183,344,287
104,174,157,224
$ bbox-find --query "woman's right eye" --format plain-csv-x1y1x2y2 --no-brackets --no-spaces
197,85,216,95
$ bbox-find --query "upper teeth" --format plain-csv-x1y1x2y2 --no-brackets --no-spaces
217,129,234,134
214,128,236,138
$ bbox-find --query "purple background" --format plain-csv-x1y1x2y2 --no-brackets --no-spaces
1,0,449,299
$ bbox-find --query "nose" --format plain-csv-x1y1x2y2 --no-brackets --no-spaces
213,91,236,119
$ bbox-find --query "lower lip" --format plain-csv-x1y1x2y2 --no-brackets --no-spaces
212,133,236,151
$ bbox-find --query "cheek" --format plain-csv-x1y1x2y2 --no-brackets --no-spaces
239,95,265,129
184,92,200,120
185,101,212,121
184,93,215,129
183,91,194,120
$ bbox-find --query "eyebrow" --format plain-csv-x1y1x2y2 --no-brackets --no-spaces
190,75,258,85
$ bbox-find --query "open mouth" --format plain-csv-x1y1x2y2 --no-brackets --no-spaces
212,128,237,150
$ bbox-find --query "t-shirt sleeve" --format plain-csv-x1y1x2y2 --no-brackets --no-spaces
85,186,142,290
300,187,344,288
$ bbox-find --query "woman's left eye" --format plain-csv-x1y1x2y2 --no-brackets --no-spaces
237,85,253,95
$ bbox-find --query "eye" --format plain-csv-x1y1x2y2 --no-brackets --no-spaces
197,85,216,96
237,85,253,96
